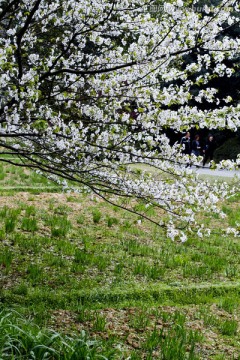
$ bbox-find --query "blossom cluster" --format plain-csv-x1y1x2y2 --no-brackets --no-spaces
0,0,239,239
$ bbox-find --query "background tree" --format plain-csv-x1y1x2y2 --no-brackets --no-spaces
0,0,239,239
159,0,240,157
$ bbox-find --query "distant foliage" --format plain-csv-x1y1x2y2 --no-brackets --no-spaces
214,137,240,162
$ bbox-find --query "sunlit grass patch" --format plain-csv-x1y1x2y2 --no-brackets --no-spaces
0,248,13,274
21,217,38,232
45,215,72,238
0,162,56,189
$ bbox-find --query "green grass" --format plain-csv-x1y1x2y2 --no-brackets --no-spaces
0,309,119,359
1,161,240,358
0,160,62,194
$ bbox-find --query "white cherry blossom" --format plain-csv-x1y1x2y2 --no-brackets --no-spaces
0,0,239,239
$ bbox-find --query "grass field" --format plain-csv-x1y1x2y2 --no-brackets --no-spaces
0,160,240,359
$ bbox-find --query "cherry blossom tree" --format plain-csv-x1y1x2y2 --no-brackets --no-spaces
0,0,240,239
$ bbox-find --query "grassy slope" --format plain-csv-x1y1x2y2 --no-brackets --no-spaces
0,161,240,359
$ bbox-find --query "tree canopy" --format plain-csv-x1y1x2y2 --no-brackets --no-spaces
0,0,240,239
